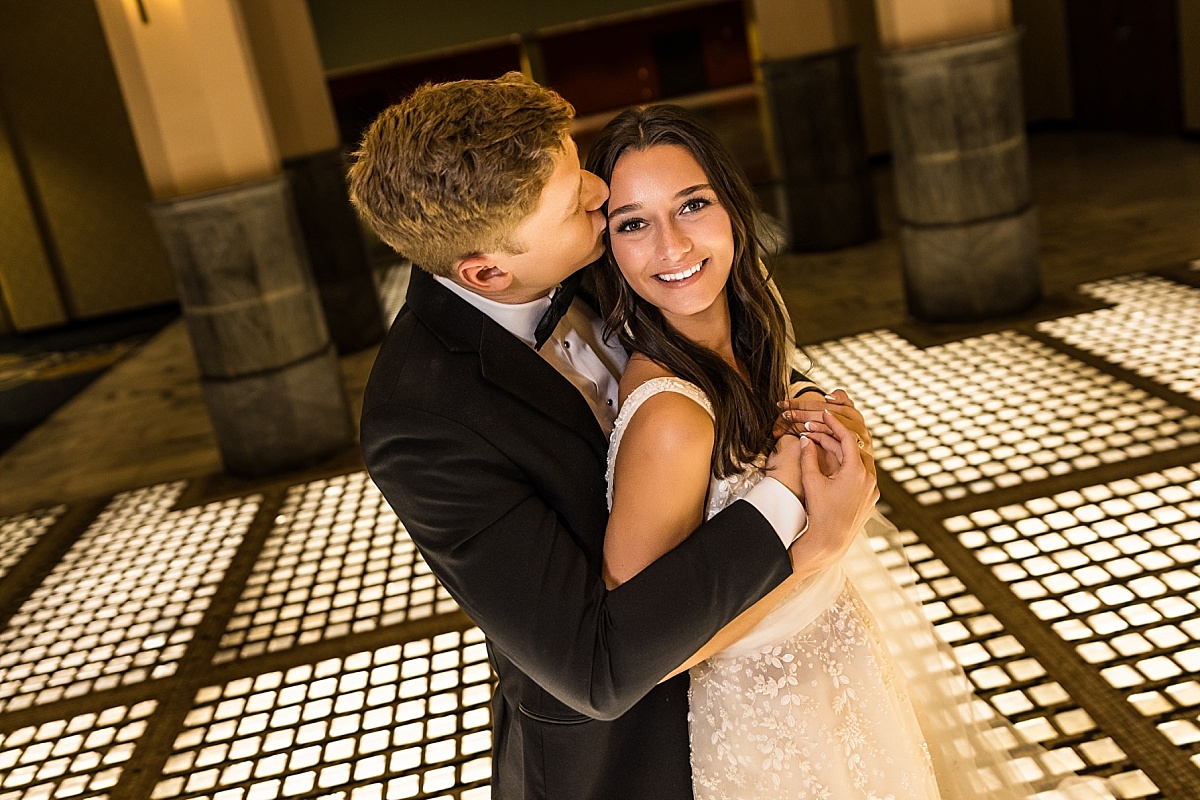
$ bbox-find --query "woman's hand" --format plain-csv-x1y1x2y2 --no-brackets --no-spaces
777,389,873,476
786,411,879,579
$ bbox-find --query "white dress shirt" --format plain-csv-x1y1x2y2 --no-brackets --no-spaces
434,276,807,547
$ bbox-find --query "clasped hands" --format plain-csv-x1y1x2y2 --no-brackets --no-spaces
765,389,880,576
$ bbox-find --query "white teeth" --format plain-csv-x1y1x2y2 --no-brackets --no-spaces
657,262,703,282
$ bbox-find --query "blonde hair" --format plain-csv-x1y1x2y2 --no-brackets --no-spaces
347,72,575,276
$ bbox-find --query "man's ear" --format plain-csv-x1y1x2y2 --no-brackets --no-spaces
456,254,513,294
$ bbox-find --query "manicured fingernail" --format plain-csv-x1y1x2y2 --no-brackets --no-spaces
784,410,794,420
803,421,815,431
799,435,810,447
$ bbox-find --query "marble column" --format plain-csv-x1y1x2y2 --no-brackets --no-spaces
241,0,384,353
151,176,353,476
879,28,1039,321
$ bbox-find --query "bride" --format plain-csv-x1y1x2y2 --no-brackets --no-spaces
586,104,1112,799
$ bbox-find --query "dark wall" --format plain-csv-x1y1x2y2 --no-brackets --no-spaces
323,0,753,145
1065,0,1182,134
541,2,751,116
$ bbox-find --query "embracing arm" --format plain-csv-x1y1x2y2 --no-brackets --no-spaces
361,402,792,721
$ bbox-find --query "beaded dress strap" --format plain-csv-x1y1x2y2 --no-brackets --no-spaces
605,377,713,510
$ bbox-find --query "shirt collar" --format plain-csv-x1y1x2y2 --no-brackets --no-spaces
433,275,551,347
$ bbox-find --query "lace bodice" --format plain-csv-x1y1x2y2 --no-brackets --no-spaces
606,376,764,519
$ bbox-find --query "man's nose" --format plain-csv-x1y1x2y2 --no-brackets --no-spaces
582,171,608,211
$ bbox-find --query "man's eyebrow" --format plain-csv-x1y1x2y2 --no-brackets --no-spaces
608,184,711,219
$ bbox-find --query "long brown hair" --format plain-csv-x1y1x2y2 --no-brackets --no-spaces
585,105,792,478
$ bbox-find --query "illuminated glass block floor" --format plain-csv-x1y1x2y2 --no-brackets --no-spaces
216,473,457,664
1038,275,1200,401
1,270,1199,799
155,630,491,800
0,700,157,799
808,329,1200,505
0,506,61,582
0,484,260,714
880,529,1158,796
946,462,1200,778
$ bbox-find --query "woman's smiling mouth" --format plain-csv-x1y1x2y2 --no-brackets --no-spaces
656,260,706,282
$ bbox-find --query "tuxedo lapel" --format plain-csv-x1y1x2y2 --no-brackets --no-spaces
405,268,609,461
478,333,609,460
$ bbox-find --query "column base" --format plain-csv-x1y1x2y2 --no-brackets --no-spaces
900,207,1042,322
879,29,1030,225
151,175,354,476
201,345,355,477
880,29,1042,321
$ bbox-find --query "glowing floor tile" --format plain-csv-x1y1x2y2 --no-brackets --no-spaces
0,506,62,582
947,462,1200,774
155,629,493,800
1039,275,1200,401
0,483,259,713
0,699,155,800
216,473,457,663
876,528,1145,793
808,330,1200,505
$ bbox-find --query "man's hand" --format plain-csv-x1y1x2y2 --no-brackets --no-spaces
765,431,805,501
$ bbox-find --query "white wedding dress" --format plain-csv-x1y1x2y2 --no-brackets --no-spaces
606,377,1114,800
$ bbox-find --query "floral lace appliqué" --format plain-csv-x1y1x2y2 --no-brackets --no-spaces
689,586,939,800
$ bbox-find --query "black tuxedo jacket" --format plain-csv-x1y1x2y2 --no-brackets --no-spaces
360,267,793,799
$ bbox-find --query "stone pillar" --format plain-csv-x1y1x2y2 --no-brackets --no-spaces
96,0,354,475
874,0,1040,321
151,177,353,475
239,0,384,353
751,0,877,250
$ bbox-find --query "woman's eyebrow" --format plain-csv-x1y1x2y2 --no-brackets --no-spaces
607,200,640,217
676,183,710,197
608,184,712,218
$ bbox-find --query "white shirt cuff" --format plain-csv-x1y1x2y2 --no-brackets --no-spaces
744,477,810,548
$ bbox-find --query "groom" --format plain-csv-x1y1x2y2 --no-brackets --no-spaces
349,73,873,799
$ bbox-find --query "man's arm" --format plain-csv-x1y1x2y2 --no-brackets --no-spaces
362,404,792,721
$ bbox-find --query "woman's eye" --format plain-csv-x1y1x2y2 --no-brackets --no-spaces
614,219,645,233
681,197,712,214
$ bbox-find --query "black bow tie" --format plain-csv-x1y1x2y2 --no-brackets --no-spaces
533,271,584,350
